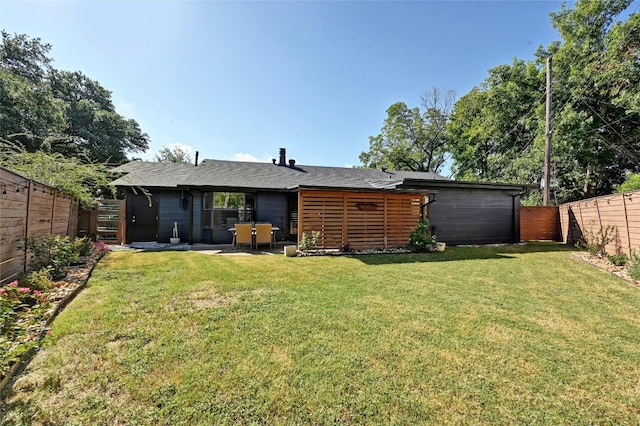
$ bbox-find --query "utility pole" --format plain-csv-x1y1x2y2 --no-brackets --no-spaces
543,56,552,206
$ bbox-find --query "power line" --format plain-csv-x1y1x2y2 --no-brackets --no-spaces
550,0,640,126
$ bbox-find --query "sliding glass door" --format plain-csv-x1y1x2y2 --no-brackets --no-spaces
202,192,255,240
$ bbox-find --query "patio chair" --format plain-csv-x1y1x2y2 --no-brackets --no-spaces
234,223,253,249
254,223,273,249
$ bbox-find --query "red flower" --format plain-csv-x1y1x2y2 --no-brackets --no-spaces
7,280,18,288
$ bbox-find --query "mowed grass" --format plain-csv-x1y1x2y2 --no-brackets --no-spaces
3,242,640,425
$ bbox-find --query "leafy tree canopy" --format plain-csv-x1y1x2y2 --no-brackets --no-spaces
615,172,640,193
447,0,640,204
154,145,193,163
360,88,455,173
0,31,149,163
0,141,116,208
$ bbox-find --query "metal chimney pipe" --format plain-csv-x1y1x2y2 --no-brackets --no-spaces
279,148,286,166
195,151,200,166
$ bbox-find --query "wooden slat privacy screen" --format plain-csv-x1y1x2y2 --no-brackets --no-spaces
93,200,126,244
559,191,640,256
0,167,79,285
298,189,423,250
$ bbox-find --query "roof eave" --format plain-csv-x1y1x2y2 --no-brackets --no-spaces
295,184,438,194
400,178,536,191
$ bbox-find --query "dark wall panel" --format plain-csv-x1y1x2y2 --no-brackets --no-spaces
256,192,288,241
191,190,202,243
157,191,191,243
429,188,519,245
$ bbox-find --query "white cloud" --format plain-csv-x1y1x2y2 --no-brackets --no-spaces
230,153,273,163
343,163,355,168
168,142,194,153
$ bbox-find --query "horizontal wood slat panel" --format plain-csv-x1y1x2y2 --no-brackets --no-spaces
559,190,640,256
300,189,422,250
1,166,79,284
520,206,560,241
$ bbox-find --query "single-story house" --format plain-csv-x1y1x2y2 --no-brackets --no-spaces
112,149,529,249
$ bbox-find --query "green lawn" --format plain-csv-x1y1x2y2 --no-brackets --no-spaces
3,243,640,424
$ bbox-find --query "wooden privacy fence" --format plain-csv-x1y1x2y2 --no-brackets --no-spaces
559,190,640,256
520,206,560,241
298,189,423,250
0,167,79,286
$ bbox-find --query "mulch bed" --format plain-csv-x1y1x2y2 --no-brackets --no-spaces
572,252,640,288
0,253,103,399
46,255,102,312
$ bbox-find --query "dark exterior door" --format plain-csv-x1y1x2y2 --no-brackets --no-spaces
126,192,158,243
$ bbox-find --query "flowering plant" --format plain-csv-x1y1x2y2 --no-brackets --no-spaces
92,240,110,256
408,219,438,252
1,280,51,377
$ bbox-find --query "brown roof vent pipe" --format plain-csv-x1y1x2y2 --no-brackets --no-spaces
279,148,286,166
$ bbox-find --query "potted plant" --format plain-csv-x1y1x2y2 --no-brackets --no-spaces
170,222,180,244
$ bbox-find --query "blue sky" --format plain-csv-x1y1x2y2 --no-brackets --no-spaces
1,1,563,171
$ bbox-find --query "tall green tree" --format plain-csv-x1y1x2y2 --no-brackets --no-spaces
0,32,66,151
49,70,149,163
548,0,640,201
448,59,544,185
448,0,640,204
0,31,149,163
154,145,192,163
360,88,455,173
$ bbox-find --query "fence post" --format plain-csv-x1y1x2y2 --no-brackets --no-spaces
622,194,632,257
68,198,75,237
50,189,57,235
22,180,32,273
577,201,584,233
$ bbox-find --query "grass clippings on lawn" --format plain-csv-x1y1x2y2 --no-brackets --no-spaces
2,242,640,425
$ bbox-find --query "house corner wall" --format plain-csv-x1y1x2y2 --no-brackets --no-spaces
429,188,520,245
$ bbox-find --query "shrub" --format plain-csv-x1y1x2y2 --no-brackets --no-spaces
628,250,640,281
24,235,80,279
74,237,93,257
408,219,437,252
299,231,320,251
607,253,628,267
92,240,110,256
0,280,51,376
20,267,54,291
579,225,616,257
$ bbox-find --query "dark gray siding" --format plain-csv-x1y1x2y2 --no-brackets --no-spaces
191,190,202,243
157,191,191,243
429,188,520,245
256,192,288,241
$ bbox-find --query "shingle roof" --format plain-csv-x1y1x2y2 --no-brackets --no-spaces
112,159,451,191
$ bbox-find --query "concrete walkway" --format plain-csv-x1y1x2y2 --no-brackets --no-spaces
109,241,296,256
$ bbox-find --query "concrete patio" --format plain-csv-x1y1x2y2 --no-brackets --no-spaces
110,241,297,256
